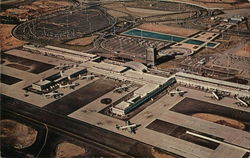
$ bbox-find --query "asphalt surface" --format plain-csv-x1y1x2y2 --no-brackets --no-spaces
170,97,250,131
1,94,162,158
43,79,116,115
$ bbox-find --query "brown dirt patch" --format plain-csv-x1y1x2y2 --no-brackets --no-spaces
0,24,27,51
0,0,25,5
55,142,86,158
125,7,173,16
192,113,246,130
0,119,38,149
137,23,199,37
106,9,128,18
235,44,250,58
151,148,177,158
0,0,73,19
66,35,98,46
174,0,250,9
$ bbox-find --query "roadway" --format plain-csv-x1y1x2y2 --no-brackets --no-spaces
1,94,159,158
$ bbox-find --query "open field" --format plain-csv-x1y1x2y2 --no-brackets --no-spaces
171,0,250,9
104,1,200,18
170,97,250,131
0,0,73,19
65,35,98,46
124,1,201,11
138,23,199,37
55,142,86,158
0,0,25,5
192,113,246,130
0,24,26,51
0,119,37,149
151,148,177,158
125,7,173,16
106,9,128,18
235,43,250,58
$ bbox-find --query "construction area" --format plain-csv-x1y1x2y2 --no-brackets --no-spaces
1,0,250,158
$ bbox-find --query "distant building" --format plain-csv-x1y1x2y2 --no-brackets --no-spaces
32,80,53,91
111,78,176,116
146,47,157,66
30,67,87,93
175,72,250,97
61,67,87,80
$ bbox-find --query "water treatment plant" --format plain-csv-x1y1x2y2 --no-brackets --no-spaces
1,0,250,158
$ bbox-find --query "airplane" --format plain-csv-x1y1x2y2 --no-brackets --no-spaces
234,96,249,107
211,91,220,100
59,83,79,89
116,120,140,134
113,85,130,93
54,64,73,70
205,89,224,100
78,74,95,80
43,91,63,99
168,88,187,97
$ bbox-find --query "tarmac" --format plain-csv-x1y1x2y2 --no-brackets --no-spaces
69,85,250,158
1,49,249,158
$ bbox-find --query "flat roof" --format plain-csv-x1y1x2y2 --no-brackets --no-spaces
134,84,159,97
93,62,127,73
45,45,97,58
34,80,51,86
114,101,130,110
62,67,86,76
124,70,168,85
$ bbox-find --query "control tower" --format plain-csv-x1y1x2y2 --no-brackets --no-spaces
146,47,157,66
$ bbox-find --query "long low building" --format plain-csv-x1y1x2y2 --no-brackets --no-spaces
23,45,95,62
175,72,250,97
31,67,86,93
111,77,176,116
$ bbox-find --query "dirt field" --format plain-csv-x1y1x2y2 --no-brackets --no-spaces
137,23,199,37
173,0,250,9
104,2,172,17
1,0,25,5
125,7,173,16
235,43,250,58
151,148,177,158
106,9,128,18
0,119,37,149
170,97,250,131
192,113,246,130
66,35,98,46
0,24,26,51
55,142,86,158
0,0,73,19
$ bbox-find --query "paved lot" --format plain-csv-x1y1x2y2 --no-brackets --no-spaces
69,85,250,158
1,50,249,158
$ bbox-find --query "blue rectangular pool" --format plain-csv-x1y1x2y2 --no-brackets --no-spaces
122,29,217,48
122,29,185,42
